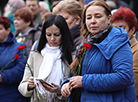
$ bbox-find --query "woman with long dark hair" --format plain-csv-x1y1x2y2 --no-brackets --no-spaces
18,15,75,102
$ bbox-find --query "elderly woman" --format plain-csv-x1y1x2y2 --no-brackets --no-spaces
53,0,83,47
61,0,137,102
18,15,75,102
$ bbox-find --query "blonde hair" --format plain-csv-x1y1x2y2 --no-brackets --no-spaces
53,0,83,18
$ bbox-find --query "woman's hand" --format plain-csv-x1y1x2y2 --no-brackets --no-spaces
41,82,61,94
69,76,83,89
61,82,71,97
27,76,36,91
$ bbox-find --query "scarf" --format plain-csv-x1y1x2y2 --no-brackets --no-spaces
87,25,112,44
34,43,64,102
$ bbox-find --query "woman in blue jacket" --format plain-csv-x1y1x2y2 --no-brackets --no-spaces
0,16,29,102
61,1,137,102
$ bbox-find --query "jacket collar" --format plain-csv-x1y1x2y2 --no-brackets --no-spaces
95,27,130,60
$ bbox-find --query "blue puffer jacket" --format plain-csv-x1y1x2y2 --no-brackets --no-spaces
0,33,29,102
63,27,137,102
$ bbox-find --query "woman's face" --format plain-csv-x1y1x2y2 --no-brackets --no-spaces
85,5,111,35
14,16,30,33
56,10,78,29
0,24,10,42
46,24,62,47
112,20,133,38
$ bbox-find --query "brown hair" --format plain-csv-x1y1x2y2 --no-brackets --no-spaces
41,12,53,22
81,0,111,39
14,7,34,27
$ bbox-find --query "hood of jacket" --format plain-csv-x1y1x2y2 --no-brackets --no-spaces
95,27,130,60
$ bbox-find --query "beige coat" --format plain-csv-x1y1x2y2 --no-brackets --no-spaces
130,36,138,101
18,51,75,102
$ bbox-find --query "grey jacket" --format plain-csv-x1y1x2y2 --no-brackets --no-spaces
14,24,41,55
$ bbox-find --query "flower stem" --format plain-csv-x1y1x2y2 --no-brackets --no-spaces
18,47,39,102
26,63,33,76
77,47,86,75
0,59,15,72
22,54,33,76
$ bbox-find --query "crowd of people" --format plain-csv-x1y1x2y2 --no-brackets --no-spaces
0,0,138,102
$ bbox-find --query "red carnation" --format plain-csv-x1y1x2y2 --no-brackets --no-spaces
84,43,91,50
0,54,20,72
14,54,20,60
17,46,21,50
17,45,25,50
21,45,25,49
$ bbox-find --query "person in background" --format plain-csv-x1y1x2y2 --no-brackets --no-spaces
26,0,42,27
0,16,29,102
3,0,25,33
41,12,53,24
39,1,51,15
53,0,83,47
61,0,136,102
18,15,76,102
106,0,117,11
111,7,138,100
14,7,41,56
76,0,85,8
51,0,61,9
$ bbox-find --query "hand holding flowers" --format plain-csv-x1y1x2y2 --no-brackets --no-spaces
69,76,83,89
28,76,36,91
17,45,39,102
63,43,91,101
